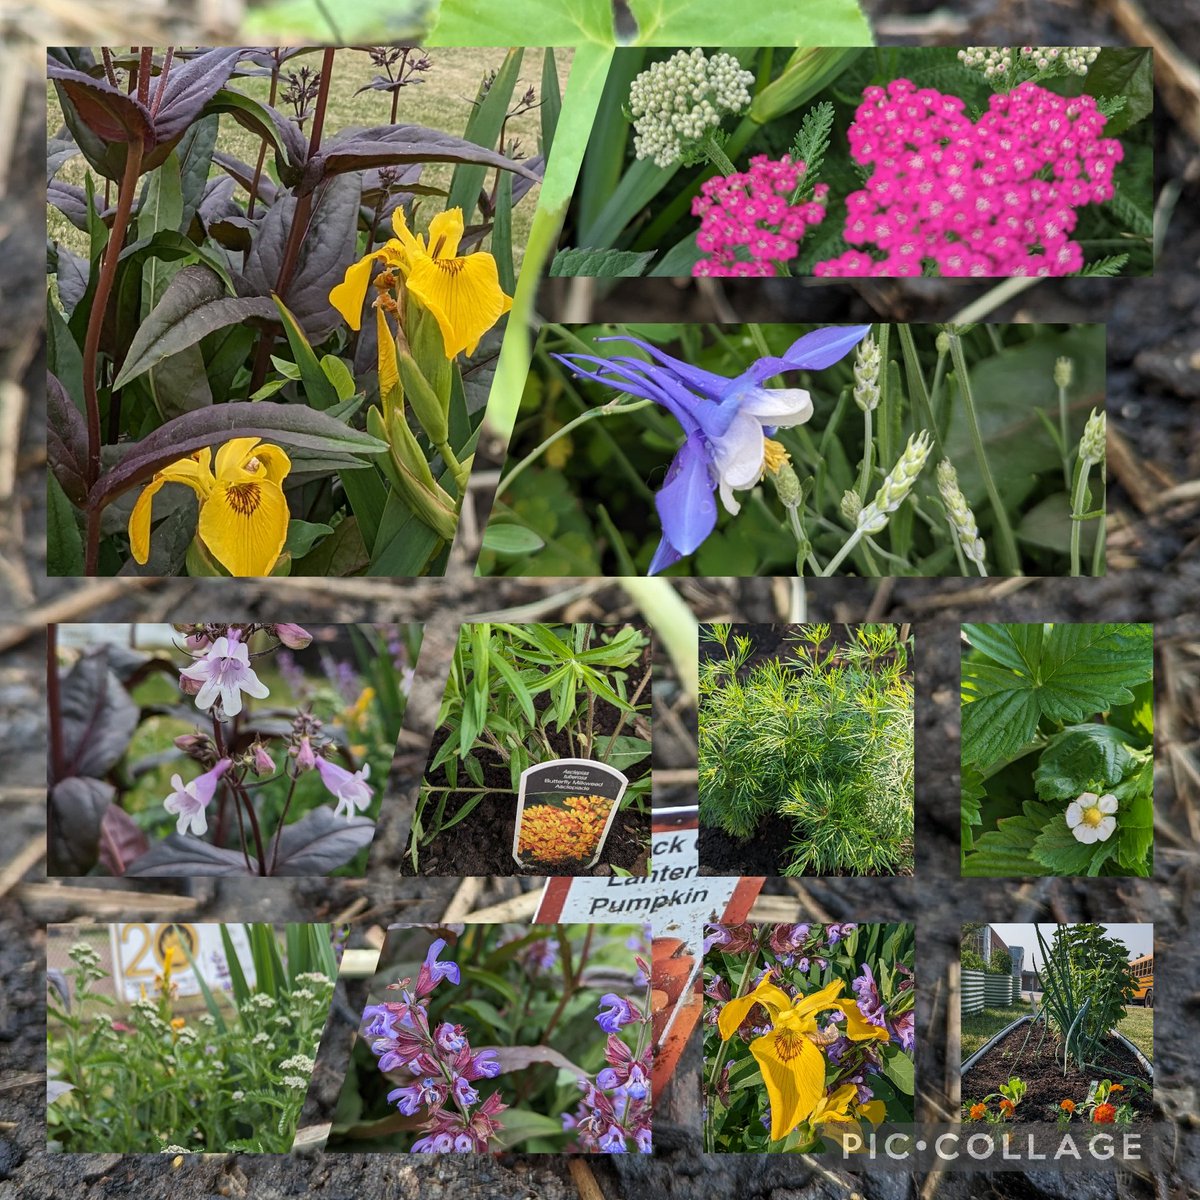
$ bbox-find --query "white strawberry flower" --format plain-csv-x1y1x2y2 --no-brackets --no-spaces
1065,791,1118,844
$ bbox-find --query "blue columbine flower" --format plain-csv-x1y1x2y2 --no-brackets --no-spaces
554,324,871,573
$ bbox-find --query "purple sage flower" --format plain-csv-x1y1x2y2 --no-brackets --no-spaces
554,325,870,573
415,939,460,997
852,962,888,1028
596,994,640,1033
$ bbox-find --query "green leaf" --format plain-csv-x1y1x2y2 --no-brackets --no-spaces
113,265,278,389
273,297,340,411
540,48,562,154
623,0,870,44
482,523,546,555
47,474,84,576
550,246,655,277
962,803,1055,877
1034,724,1135,800
429,0,616,45
961,623,1153,770
600,734,651,769
340,467,387,555
294,516,369,576
490,1108,570,1150
284,520,334,557
448,48,524,219
1081,48,1153,137
368,492,444,576
320,355,357,402
1030,809,1113,876
881,1047,914,1095
488,651,536,725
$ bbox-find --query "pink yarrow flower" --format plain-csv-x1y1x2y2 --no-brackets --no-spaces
692,154,828,277
179,632,269,716
815,79,1123,278
163,758,232,836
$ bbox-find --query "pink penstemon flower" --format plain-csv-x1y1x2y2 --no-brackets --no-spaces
179,630,269,716
163,758,232,836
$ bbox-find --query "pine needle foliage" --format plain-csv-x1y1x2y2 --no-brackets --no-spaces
698,624,914,876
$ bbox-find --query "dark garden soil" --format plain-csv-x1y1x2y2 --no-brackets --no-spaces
962,1023,1153,1123
697,625,915,878
404,639,653,877
1,1,1199,1197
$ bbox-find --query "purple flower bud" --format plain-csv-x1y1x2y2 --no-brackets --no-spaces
293,735,317,771
464,1049,501,1080
273,623,313,650
251,743,275,776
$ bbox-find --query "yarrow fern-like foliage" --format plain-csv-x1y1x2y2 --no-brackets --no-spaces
698,624,914,876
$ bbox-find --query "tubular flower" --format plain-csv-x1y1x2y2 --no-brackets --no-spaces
315,757,373,819
129,438,292,576
1066,791,1118,843
179,632,269,717
555,325,870,574
163,758,232,836
329,206,512,357
717,975,889,1141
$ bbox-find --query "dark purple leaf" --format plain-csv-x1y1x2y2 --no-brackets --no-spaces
211,149,278,206
208,217,255,252
125,835,259,877
177,114,221,230
300,126,541,197
89,399,388,510
112,264,279,389
477,1044,589,1079
54,247,90,317
271,807,376,875
151,47,245,144
48,777,114,876
47,371,89,505
206,90,307,185
47,135,78,183
58,647,140,780
242,174,360,343
48,179,99,232
512,154,545,206
98,804,150,876
47,63,153,147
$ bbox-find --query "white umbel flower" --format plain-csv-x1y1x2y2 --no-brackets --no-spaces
1065,791,1118,844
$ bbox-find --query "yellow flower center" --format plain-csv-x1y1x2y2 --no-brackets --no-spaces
1080,804,1104,828
225,482,263,516
762,438,791,476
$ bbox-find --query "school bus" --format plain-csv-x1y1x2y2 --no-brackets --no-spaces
1130,953,1154,1008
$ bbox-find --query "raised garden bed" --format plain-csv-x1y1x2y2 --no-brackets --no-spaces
962,1020,1153,1123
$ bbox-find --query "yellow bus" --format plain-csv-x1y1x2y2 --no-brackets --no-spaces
1130,953,1154,1008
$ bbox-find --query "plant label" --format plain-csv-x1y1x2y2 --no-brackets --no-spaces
109,922,255,1003
512,758,629,870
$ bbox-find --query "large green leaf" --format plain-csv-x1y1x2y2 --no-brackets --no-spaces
113,265,278,389
1030,810,1118,876
962,623,1153,770
1034,724,1136,801
962,802,1055,878
625,0,869,44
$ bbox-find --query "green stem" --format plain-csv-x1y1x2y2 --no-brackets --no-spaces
436,439,470,493
856,405,874,500
785,505,808,576
948,332,1021,576
498,397,654,496
819,525,865,576
701,133,737,178
1069,457,1093,577
1058,381,1072,490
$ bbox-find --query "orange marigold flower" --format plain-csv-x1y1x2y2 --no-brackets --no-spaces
170,1017,186,1030
1108,1084,1124,1094
1059,1099,1075,1113
998,1098,1015,1117
968,1103,987,1120
1092,1103,1116,1124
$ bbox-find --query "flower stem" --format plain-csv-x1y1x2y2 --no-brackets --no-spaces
819,526,865,577
856,406,873,501
268,773,299,875
497,397,654,496
948,332,1021,576
82,137,144,572
1069,457,1092,577
700,133,737,178
436,440,470,493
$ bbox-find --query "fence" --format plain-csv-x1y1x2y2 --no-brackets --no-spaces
961,969,1020,1014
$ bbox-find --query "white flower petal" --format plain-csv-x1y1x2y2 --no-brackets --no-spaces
711,410,766,490
219,681,244,717
1065,802,1084,828
1076,791,1098,807
737,387,814,426
1096,815,1116,841
1096,794,1118,813
1071,822,1100,844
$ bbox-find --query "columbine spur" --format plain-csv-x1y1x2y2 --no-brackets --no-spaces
555,325,870,573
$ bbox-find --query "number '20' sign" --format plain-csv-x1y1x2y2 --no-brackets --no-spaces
109,923,255,1002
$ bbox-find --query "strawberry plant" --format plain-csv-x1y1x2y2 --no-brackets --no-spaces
960,622,1154,877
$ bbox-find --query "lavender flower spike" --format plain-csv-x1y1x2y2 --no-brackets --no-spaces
554,325,870,573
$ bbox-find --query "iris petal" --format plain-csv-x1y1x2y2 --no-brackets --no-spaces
199,477,289,576
406,250,512,358
329,254,380,331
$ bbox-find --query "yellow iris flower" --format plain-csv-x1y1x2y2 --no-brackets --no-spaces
129,437,292,576
329,207,512,358
718,975,889,1141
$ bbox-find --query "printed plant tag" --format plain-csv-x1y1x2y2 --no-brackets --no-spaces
512,758,628,870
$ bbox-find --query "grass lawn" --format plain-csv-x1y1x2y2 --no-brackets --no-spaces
960,1006,1030,1061
49,46,571,267
1117,1004,1153,1061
